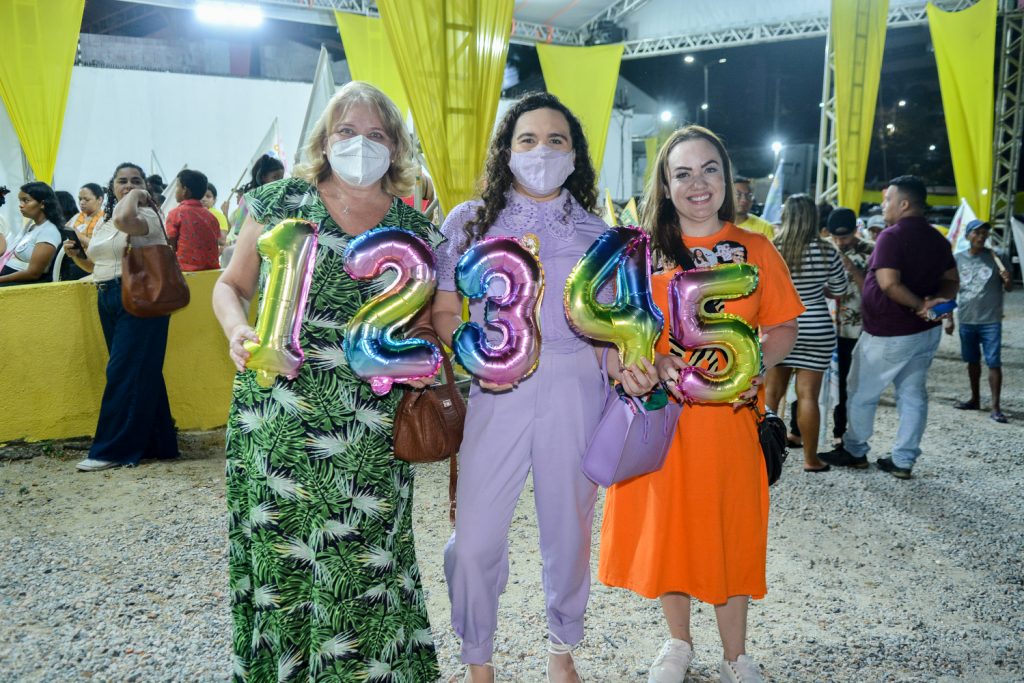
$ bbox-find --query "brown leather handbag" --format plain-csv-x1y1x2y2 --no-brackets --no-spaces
392,325,466,523
121,209,190,318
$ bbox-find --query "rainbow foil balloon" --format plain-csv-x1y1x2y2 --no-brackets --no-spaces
669,264,762,403
453,236,544,385
244,218,319,387
564,226,663,366
343,227,441,395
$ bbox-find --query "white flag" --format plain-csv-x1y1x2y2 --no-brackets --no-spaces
295,46,336,167
160,165,188,215
946,198,977,254
760,157,785,225
231,118,283,194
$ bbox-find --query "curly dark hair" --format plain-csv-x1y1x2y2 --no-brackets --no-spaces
240,154,285,194
462,92,599,248
105,162,147,221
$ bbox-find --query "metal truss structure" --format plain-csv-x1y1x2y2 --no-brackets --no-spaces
620,0,975,59
816,39,839,208
991,3,1024,247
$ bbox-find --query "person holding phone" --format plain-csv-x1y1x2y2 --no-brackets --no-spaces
821,175,959,479
62,162,179,472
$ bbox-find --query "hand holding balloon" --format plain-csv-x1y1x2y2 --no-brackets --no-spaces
669,263,762,403
243,218,319,387
344,227,441,395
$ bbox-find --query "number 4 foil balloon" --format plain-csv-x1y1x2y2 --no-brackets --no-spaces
244,218,319,387
453,236,544,385
564,226,663,366
669,263,762,403
343,227,441,395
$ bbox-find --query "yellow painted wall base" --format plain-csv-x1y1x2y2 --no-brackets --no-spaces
0,271,237,443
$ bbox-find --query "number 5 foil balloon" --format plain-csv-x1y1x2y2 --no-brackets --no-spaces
453,236,544,385
343,227,441,395
669,263,762,403
564,226,663,366
244,218,319,388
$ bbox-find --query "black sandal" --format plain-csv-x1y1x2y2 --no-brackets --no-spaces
953,399,980,410
804,464,832,473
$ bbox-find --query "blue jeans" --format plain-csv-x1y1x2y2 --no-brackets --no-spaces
842,326,942,469
89,278,178,464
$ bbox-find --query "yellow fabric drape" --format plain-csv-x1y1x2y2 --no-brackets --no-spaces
831,0,888,213
377,0,514,214
0,0,85,183
537,43,624,172
603,188,618,226
334,11,410,117
928,0,997,221
644,136,659,187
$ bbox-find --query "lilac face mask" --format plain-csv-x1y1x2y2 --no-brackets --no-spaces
509,145,575,197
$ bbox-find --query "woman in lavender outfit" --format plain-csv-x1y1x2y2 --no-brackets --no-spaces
431,93,657,683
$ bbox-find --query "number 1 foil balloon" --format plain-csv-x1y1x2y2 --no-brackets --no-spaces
564,226,663,366
343,227,441,395
669,263,762,403
453,236,544,385
244,218,319,387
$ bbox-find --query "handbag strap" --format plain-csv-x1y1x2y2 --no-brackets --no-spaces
405,323,459,525
125,204,169,249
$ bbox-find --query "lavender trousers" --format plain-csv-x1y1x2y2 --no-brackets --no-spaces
444,346,605,664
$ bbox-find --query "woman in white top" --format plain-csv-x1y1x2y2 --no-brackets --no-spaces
0,182,64,286
64,162,179,472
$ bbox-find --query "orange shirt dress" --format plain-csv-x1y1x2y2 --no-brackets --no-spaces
598,223,804,605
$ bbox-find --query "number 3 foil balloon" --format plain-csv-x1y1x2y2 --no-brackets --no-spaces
564,226,663,366
669,263,762,403
343,227,441,395
453,236,544,385
244,218,319,387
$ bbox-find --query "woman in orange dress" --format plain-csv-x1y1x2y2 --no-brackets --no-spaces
598,126,803,683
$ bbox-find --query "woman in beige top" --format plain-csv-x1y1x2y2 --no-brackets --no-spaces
64,162,179,472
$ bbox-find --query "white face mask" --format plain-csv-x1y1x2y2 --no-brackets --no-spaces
327,135,391,187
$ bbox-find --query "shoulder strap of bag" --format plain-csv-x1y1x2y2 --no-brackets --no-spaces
125,204,169,249
406,323,460,525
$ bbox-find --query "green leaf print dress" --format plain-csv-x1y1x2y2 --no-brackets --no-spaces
225,178,443,683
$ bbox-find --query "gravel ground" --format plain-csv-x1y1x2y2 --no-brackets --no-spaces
2,291,1022,683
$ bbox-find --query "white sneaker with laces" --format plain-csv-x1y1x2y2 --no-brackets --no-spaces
720,654,765,683
76,458,119,472
647,638,693,683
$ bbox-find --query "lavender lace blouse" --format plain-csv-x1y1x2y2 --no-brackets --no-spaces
435,189,609,354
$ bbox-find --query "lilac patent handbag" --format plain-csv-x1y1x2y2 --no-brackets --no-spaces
581,350,683,487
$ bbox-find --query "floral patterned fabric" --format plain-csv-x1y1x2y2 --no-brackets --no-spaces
836,238,874,339
225,177,443,683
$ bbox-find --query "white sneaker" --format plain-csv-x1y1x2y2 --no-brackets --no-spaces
720,654,765,683
76,458,119,472
648,638,693,683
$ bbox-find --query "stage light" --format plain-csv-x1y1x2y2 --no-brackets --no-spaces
718,58,727,64
898,99,907,107
700,102,708,111
929,144,936,151
196,1,263,28
771,141,783,155
660,110,672,122
683,55,695,64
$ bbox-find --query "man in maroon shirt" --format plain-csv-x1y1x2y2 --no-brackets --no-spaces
166,169,222,271
821,176,958,478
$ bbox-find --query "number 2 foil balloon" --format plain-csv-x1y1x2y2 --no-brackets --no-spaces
453,236,544,385
343,227,441,395
244,218,319,387
669,263,762,403
564,226,663,366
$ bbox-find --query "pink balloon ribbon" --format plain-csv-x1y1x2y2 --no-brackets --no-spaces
343,227,441,395
669,263,762,403
453,236,544,385
244,218,319,387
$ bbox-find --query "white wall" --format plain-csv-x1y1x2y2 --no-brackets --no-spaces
0,65,312,231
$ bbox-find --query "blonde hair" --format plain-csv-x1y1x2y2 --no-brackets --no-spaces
774,193,831,274
640,125,736,268
294,81,416,197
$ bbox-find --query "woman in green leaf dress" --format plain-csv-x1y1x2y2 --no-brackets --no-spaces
213,82,443,683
